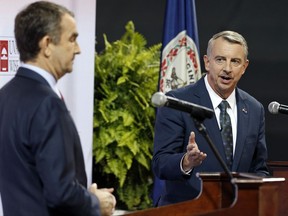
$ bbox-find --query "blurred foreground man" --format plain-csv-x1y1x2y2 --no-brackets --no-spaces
0,1,116,215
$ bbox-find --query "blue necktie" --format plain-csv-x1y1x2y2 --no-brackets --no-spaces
219,100,233,169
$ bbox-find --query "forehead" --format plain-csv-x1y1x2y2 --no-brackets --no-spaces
211,38,245,58
60,13,78,36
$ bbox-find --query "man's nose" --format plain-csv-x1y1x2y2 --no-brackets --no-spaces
223,61,232,72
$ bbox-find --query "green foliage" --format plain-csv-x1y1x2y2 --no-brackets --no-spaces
93,21,161,210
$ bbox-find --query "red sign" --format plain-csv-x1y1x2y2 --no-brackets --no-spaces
0,40,8,72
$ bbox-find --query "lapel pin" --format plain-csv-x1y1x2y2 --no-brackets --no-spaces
242,108,248,114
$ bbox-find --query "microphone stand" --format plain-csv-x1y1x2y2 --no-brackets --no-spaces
192,116,237,204
193,118,233,179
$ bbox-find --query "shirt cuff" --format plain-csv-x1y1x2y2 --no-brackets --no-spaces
180,153,193,175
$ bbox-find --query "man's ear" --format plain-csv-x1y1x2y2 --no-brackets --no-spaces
203,55,210,72
242,59,249,75
39,35,52,57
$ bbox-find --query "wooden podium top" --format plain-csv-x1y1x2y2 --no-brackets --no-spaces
124,171,286,216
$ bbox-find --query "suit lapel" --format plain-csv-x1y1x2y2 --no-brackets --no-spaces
232,90,249,170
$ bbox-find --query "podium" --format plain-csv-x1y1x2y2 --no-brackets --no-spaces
267,161,288,216
124,171,286,216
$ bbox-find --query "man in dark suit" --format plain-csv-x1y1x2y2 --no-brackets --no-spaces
0,1,115,216
152,30,270,206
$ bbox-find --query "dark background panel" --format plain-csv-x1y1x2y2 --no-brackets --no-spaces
95,0,288,161
95,0,166,52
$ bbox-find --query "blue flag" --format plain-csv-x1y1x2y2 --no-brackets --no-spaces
159,0,202,94
153,0,201,206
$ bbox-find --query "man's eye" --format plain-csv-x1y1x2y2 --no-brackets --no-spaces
215,58,225,64
70,37,76,42
231,59,241,66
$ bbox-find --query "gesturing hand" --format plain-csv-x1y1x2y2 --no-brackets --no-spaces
182,131,207,171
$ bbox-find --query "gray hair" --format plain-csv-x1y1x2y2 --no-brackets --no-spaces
207,31,248,59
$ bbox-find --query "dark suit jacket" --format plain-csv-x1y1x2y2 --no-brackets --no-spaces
152,75,269,206
0,67,100,216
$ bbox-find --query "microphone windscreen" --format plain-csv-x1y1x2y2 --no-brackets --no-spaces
151,92,167,107
268,101,280,114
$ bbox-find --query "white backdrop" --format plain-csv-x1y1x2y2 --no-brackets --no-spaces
0,0,96,215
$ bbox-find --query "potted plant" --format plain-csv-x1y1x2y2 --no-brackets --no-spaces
93,21,161,210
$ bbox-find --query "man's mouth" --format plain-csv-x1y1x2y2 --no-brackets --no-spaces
220,75,231,80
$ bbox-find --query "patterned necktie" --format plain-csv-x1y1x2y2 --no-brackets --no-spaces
219,100,233,169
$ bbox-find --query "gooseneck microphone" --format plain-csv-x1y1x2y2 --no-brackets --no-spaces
268,101,288,115
151,92,214,120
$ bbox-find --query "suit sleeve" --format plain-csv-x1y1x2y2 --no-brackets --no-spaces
30,97,101,216
249,103,270,176
152,104,192,181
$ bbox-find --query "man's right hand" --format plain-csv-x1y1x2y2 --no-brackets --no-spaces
182,131,207,171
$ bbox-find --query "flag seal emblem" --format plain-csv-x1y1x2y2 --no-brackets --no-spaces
159,30,201,93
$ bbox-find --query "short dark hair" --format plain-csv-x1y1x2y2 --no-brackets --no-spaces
14,1,74,62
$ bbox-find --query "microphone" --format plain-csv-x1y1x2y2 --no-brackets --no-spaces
268,101,288,115
151,92,214,120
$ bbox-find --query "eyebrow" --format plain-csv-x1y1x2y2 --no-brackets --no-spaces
214,56,242,60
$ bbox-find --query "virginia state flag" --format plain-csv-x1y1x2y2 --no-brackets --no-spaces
159,0,202,93
153,0,201,206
